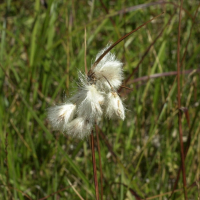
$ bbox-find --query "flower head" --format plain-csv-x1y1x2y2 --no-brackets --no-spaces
93,45,123,90
105,91,125,120
47,44,126,139
77,85,104,122
70,82,104,123
47,103,76,131
66,117,92,139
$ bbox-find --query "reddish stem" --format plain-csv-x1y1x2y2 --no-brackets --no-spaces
177,0,188,199
96,125,103,200
91,12,163,70
90,131,99,200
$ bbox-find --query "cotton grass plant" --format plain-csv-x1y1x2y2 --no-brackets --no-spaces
46,14,163,200
47,13,162,138
47,45,125,139
47,44,126,200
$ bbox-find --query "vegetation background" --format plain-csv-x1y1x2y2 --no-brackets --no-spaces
0,0,199,199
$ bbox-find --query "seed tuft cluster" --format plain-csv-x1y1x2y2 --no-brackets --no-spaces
47,45,125,139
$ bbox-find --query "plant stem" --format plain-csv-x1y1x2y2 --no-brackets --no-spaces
90,131,99,200
96,125,103,200
177,0,188,199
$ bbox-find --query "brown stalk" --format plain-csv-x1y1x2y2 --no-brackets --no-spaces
84,29,98,200
177,0,188,199
170,92,200,197
127,69,200,84
90,131,99,200
95,125,103,200
90,12,164,71
120,85,133,91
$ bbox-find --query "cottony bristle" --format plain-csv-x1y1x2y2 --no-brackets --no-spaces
93,46,123,90
66,117,92,139
77,85,104,122
70,84,104,122
105,92,125,120
47,103,76,131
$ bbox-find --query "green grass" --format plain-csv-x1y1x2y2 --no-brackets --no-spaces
0,0,200,199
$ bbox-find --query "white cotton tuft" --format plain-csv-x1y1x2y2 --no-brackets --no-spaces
47,103,76,131
71,84,104,122
77,71,88,88
105,92,125,120
66,117,92,139
93,46,123,90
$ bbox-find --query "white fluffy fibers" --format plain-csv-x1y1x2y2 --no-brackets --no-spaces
71,84,104,122
66,117,92,139
47,44,126,139
47,103,76,131
93,47,123,90
105,92,125,120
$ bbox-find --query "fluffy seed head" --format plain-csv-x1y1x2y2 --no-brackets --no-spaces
47,44,126,139
105,92,125,120
66,117,92,139
93,46,123,90
71,84,104,122
47,103,76,131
